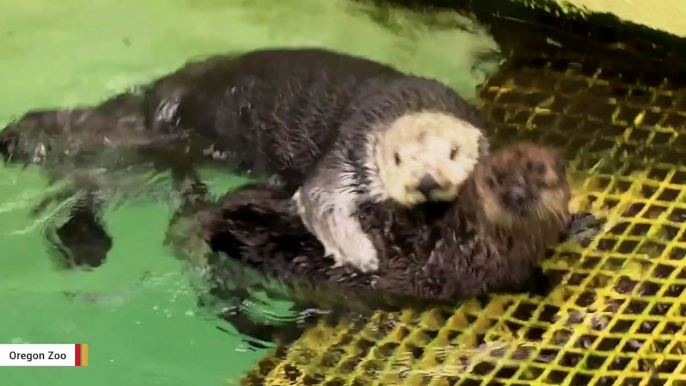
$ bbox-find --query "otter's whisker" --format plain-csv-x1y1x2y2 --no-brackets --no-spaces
542,200,565,227
551,206,565,226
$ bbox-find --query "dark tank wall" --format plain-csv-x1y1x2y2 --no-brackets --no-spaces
368,0,686,73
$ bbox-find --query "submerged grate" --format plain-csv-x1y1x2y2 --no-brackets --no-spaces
236,8,686,386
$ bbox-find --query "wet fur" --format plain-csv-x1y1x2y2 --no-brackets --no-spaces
293,80,487,273
4,48,481,268
0,49,407,186
167,143,599,344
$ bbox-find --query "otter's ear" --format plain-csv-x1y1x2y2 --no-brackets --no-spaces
478,135,490,158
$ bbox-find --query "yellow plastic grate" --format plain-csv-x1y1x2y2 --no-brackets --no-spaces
236,20,686,386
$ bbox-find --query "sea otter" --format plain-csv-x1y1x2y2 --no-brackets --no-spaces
291,78,486,273
166,142,599,326
0,47,487,272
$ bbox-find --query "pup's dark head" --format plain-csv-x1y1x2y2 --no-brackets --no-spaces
472,142,571,228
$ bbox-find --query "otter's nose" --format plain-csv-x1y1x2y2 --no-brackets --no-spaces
504,187,530,207
417,174,442,197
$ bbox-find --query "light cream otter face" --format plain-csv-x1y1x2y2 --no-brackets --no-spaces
371,111,485,206
473,142,571,228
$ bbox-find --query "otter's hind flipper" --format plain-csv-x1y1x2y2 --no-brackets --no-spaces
169,182,309,349
215,313,306,351
36,170,114,269
202,238,314,351
208,287,316,351
45,194,112,269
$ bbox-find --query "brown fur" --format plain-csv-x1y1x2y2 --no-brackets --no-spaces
368,142,571,300
168,142,591,316
0,48,485,272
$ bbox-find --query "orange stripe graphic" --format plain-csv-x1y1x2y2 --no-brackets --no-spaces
82,344,89,367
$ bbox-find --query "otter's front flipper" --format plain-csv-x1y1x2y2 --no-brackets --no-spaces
294,186,379,273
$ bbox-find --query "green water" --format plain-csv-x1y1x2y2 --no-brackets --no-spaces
0,0,499,384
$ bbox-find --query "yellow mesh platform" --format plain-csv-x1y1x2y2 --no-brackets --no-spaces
235,6,686,386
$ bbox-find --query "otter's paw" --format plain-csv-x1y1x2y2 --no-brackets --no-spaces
346,236,380,273
319,238,343,265
326,239,379,273
565,212,603,245
330,259,345,270
292,189,305,216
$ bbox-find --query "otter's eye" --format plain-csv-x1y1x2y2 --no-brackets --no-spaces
394,152,401,165
536,163,546,175
526,161,546,175
450,147,458,160
555,160,566,176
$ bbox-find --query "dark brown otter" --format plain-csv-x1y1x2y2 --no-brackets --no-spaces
168,142,598,329
4,48,484,269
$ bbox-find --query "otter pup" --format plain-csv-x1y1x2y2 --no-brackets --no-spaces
172,142,597,312
0,47,487,272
